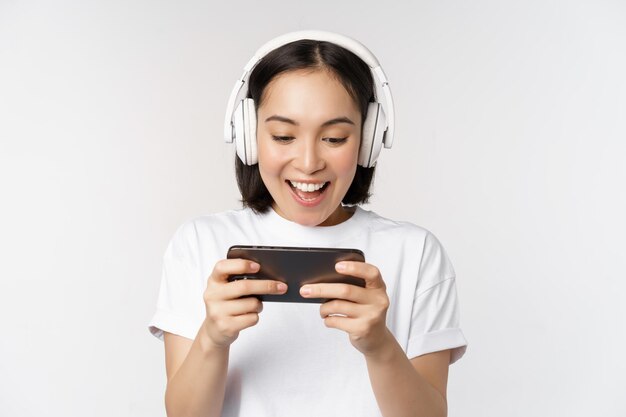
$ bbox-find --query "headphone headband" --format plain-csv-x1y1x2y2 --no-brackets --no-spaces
244,31,382,73
224,30,395,163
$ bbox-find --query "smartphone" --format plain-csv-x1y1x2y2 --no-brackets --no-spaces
226,245,365,303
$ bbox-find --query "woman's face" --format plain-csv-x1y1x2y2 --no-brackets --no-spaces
256,69,362,227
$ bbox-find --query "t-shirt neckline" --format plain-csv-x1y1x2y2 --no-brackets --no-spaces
253,205,368,247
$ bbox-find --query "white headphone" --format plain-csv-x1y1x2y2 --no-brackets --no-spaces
223,30,395,168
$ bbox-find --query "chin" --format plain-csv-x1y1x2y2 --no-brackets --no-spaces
286,209,330,227
291,214,326,227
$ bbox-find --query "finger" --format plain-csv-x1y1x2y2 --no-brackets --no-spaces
335,261,385,289
209,258,260,284
222,297,264,316
223,279,288,300
228,313,261,332
319,299,363,318
322,315,360,334
300,282,368,303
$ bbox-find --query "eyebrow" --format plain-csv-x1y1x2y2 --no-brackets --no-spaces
264,115,355,127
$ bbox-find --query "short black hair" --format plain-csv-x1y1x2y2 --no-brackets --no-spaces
235,39,376,213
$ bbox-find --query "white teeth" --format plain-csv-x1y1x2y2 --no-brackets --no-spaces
289,180,327,192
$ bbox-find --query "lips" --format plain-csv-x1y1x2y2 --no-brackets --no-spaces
285,180,330,207
289,180,328,192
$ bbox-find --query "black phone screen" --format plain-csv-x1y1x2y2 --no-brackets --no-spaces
226,245,365,303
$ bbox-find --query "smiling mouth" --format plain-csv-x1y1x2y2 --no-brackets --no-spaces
286,180,330,202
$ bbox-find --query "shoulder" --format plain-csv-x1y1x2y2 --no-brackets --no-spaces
165,207,255,259
188,207,254,233
358,208,451,264
358,207,434,242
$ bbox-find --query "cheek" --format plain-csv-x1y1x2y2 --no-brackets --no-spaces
257,138,282,176
334,145,360,177
258,163,280,191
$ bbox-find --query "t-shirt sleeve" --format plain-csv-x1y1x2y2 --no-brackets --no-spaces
406,231,468,364
148,221,205,342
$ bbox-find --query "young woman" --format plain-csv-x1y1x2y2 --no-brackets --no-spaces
149,31,468,417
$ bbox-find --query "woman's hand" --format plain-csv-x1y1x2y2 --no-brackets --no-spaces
299,261,393,356
202,258,288,349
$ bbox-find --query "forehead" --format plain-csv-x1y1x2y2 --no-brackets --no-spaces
258,69,360,121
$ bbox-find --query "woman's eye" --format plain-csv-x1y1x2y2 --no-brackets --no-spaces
324,137,348,144
272,135,294,142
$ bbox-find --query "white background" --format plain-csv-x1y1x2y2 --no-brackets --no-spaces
1,0,625,416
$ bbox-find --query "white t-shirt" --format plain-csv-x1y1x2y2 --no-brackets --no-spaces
148,205,468,417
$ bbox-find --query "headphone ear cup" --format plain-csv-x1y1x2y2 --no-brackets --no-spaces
242,98,258,165
369,104,387,167
233,98,257,165
233,99,247,164
359,102,382,167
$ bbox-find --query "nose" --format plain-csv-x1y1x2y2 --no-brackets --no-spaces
292,138,325,174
